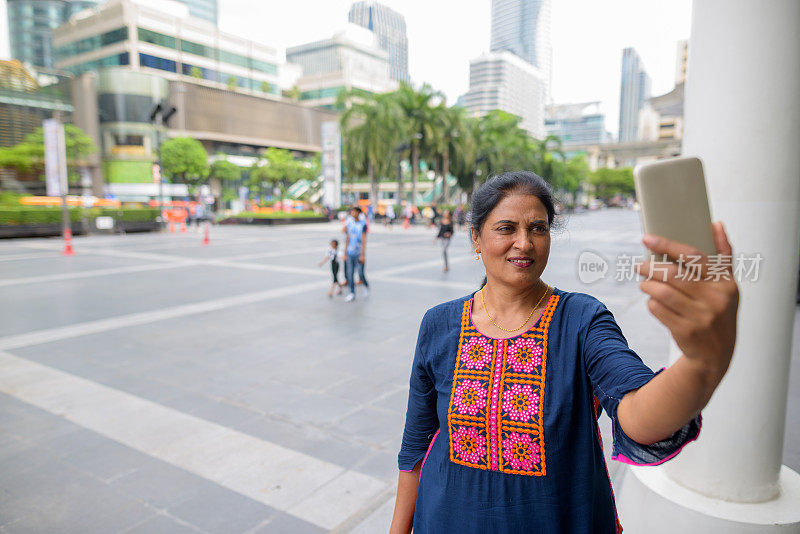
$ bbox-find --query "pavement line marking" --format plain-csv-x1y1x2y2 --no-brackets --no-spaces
0,280,329,350
0,256,470,349
0,261,198,288
0,351,388,530
0,252,60,262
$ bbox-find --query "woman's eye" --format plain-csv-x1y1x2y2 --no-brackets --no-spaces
497,226,512,232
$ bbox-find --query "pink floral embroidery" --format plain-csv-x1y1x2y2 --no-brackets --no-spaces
502,383,539,422
453,379,488,416
507,338,542,373
452,426,486,464
503,433,540,471
460,337,492,370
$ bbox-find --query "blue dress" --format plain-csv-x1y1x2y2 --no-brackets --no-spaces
398,287,701,533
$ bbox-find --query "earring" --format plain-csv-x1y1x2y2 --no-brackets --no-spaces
475,251,480,260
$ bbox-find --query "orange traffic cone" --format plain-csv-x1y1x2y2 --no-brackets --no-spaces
202,222,210,245
62,227,75,256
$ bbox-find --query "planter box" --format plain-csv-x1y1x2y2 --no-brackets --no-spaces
0,223,85,239
89,219,160,234
220,217,329,226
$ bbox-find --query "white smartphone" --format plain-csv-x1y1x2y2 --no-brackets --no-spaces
633,156,716,261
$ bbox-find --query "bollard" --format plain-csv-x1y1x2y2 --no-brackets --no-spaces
62,227,74,256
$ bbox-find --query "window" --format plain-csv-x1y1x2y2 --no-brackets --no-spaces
55,27,128,60
139,53,177,73
137,28,177,50
181,39,215,60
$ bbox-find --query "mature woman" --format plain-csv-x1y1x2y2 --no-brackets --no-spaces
390,171,738,533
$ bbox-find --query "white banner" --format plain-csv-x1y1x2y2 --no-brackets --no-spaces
43,119,66,197
321,121,341,208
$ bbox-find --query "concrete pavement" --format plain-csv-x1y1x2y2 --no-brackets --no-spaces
0,210,797,533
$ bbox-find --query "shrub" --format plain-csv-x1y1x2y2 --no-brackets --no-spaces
0,207,83,225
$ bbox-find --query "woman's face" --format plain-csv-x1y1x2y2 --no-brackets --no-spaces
472,192,551,289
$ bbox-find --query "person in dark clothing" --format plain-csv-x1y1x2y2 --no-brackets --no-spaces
434,210,454,272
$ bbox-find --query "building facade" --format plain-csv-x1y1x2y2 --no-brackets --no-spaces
347,1,409,83
462,50,545,138
618,47,651,142
490,0,551,100
179,0,216,25
0,59,73,147
53,0,281,97
6,0,98,68
638,82,684,143
286,24,396,109
545,102,610,149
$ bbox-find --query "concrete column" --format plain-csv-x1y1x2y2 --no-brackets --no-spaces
617,0,800,531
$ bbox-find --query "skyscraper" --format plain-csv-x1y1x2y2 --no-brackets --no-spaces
490,0,552,99
348,1,409,83
6,0,98,68
618,47,651,142
463,51,546,139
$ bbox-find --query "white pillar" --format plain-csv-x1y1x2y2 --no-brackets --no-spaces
617,0,800,531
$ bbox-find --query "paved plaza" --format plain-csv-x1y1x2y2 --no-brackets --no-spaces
0,210,797,533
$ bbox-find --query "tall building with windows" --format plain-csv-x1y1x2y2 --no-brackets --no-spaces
286,24,396,109
490,0,552,100
545,102,611,149
53,0,280,93
618,47,651,142
347,1,409,83
462,50,545,138
6,0,98,68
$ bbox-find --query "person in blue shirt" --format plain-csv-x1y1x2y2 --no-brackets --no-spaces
390,171,739,533
344,206,370,302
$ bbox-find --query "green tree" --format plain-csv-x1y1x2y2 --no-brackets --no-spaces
391,83,443,204
226,76,237,90
249,148,316,203
159,137,209,187
560,155,589,206
588,167,634,201
340,91,404,204
260,80,271,93
209,159,241,182
0,123,98,182
190,66,203,79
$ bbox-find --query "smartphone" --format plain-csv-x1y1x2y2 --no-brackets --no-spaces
633,156,716,261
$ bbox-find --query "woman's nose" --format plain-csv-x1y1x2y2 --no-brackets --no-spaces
514,231,534,250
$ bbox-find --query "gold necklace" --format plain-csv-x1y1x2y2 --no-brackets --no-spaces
481,284,550,332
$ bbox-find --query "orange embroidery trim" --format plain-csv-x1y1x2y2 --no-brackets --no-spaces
447,293,560,476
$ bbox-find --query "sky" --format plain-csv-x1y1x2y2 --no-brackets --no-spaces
222,0,693,136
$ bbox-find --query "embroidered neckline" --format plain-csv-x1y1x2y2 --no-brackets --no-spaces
447,292,560,476
468,287,558,341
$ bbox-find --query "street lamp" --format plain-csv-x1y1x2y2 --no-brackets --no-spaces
149,100,177,230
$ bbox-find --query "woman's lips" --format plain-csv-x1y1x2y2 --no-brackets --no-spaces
508,257,533,268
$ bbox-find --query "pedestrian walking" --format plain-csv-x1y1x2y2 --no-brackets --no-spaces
318,239,343,297
434,210,454,272
454,203,466,231
343,206,370,302
390,171,738,533
385,203,396,229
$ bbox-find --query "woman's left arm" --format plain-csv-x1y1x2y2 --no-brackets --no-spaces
618,222,739,445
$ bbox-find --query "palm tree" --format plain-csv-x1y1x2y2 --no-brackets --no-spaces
391,83,442,205
340,91,404,205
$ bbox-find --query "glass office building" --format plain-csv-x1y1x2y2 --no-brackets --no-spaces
545,102,611,148
348,1,409,83
53,0,280,95
618,47,651,142
179,0,217,25
490,0,551,99
6,0,98,68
